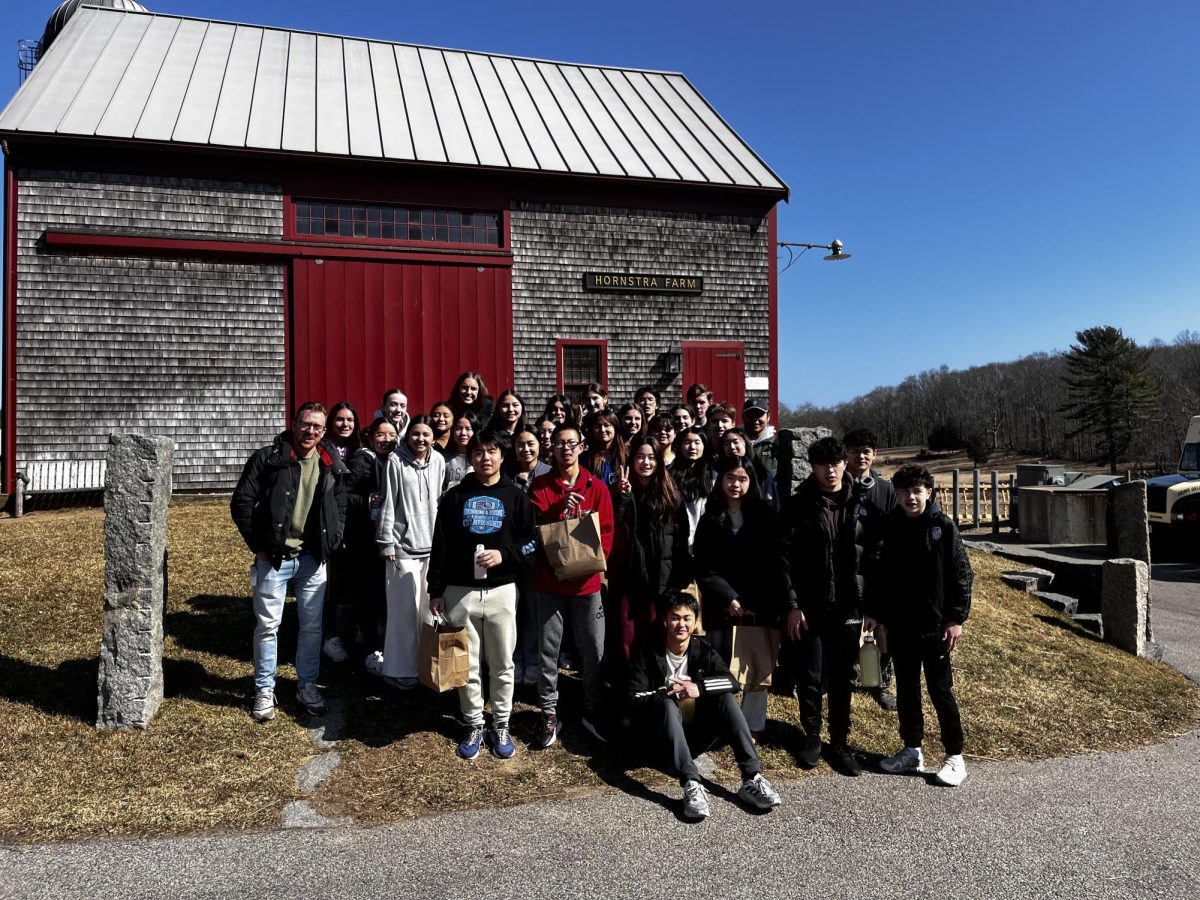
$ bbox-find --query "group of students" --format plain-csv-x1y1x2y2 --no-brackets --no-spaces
231,373,974,821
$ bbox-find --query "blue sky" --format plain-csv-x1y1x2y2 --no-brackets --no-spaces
2,0,1197,406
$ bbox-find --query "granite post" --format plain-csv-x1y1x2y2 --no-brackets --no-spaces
1107,480,1153,643
777,426,833,497
1101,558,1149,657
96,434,173,730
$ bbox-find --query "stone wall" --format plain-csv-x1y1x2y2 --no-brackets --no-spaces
509,202,769,405
15,170,286,490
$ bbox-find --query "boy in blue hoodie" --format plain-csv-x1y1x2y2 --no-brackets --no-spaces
864,464,973,786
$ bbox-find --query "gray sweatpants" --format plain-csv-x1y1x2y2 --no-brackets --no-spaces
537,590,605,716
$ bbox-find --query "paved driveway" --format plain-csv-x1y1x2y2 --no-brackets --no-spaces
3,566,1198,900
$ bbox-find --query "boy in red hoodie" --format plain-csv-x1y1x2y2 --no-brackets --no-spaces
528,422,615,748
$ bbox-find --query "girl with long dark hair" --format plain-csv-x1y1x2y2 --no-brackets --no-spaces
721,428,781,511
487,388,527,436
430,401,455,454
581,382,608,416
448,371,493,422
580,409,627,488
505,424,550,686
327,402,361,460
617,402,645,442
670,427,715,550
611,436,691,660
692,457,788,737
443,413,479,493
346,416,399,673
542,393,579,428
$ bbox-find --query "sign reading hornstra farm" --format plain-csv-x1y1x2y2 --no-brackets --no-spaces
583,272,704,294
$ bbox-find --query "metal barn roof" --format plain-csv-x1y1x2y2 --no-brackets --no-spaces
1,6,788,195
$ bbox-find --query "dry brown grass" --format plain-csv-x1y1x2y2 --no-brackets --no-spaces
2,501,1198,843
0,500,315,844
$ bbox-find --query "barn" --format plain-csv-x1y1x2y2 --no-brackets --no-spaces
0,0,788,494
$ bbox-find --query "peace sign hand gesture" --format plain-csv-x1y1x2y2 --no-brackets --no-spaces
616,464,632,494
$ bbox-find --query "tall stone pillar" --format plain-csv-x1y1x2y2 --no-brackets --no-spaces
96,434,173,730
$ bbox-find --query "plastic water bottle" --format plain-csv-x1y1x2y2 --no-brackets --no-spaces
473,544,487,580
858,633,882,688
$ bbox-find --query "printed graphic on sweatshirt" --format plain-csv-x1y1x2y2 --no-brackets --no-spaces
463,495,505,534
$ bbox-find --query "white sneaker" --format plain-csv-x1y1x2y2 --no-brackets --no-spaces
682,780,710,820
738,773,782,810
251,688,275,722
322,636,349,663
933,754,967,787
296,682,326,713
880,746,924,774
364,651,385,675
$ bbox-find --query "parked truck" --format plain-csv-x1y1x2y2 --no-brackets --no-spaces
1146,416,1200,529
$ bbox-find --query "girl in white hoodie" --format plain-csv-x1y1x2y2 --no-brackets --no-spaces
377,415,446,685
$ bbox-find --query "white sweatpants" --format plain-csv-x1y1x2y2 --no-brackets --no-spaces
383,556,430,679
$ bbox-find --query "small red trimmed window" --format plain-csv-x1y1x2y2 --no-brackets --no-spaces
557,340,608,407
294,200,501,247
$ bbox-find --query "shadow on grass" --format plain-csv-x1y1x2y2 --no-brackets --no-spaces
165,594,255,663
1035,614,1106,643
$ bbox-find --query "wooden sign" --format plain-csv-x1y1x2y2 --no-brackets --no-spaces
582,272,703,294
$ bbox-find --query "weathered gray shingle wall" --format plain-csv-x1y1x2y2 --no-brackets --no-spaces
509,202,769,407
16,170,285,491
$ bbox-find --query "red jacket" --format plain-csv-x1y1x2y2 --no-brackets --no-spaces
529,467,615,596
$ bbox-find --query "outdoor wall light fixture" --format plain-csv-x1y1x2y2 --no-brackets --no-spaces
663,345,683,375
777,239,851,272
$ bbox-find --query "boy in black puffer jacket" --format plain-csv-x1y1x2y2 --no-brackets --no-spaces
865,464,973,787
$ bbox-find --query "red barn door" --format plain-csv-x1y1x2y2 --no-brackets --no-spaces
291,259,513,418
682,341,745,414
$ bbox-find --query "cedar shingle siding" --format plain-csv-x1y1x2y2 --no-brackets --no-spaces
509,203,769,403
16,170,286,490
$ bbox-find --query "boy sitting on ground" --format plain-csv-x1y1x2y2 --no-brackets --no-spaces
628,592,782,820
864,464,973,787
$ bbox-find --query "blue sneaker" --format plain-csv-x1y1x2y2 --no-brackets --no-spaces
457,725,485,760
488,725,516,760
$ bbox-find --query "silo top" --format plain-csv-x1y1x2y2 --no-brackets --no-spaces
40,0,149,51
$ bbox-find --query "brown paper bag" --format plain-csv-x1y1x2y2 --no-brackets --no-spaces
536,512,607,580
418,617,470,692
728,625,782,689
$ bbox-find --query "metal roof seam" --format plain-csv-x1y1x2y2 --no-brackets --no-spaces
552,65,628,178
206,24,241,146
562,66,652,179
125,16,180,141
339,38,354,157
596,68,682,182
664,74,786,196
168,20,210,144
413,45,451,166
637,71,740,187
233,27,265,148
611,69,708,184
508,58,571,173
653,74,760,187
524,60,597,175
379,43,415,161
51,11,124,136
459,53,511,169
362,43,386,161
92,12,153,139
470,53,537,171
435,48,480,167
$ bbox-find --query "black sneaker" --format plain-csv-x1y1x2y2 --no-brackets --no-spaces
798,735,822,769
536,712,561,749
827,743,863,777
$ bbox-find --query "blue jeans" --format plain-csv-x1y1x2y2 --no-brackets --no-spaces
253,554,326,691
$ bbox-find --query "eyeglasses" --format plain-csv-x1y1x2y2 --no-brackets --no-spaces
552,440,581,450
298,423,325,433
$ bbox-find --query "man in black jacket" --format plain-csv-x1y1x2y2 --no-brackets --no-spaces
231,402,348,723
628,592,782,820
780,436,867,776
865,464,973,787
844,428,899,711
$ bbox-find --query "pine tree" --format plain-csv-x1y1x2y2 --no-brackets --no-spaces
1061,326,1161,473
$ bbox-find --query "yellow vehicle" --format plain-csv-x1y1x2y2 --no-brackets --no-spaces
1147,416,1200,528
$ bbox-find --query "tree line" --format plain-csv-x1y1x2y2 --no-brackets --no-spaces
780,327,1200,474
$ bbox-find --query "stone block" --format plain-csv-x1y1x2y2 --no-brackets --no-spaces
777,426,832,497
97,433,174,730
1001,568,1056,593
1101,558,1150,656
1108,482,1152,565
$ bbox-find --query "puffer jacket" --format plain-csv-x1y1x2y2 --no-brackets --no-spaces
865,505,973,640
230,431,348,568
692,502,789,630
779,473,868,626
612,490,692,600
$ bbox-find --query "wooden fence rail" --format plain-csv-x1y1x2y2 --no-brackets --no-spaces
933,471,1014,530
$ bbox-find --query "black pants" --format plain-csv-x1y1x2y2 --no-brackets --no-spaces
892,635,964,755
794,620,860,746
642,692,761,786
